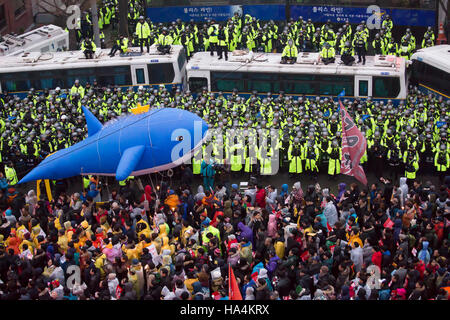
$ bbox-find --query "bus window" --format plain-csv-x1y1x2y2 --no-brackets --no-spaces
148,63,175,84
373,77,400,98
317,75,354,96
247,73,273,93
66,68,96,86
96,66,131,87
188,77,207,93
0,73,30,91
359,80,368,96
415,61,450,97
211,72,245,92
135,68,145,84
57,40,67,50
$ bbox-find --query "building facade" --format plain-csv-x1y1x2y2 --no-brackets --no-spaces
0,0,34,35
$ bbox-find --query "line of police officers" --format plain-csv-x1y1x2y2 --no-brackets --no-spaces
83,0,436,65
2,81,448,189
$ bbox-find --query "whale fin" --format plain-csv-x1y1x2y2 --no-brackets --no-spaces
82,106,103,136
115,145,145,181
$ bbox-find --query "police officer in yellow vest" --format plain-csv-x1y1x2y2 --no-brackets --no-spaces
434,144,449,184
156,27,173,54
81,36,96,59
70,79,85,98
404,153,419,185
207,20,219,56
288,137,303,176
217,24,228,60
327,139,341,178
99,29,106,49
135,16,151,53
227,130,243,173
259,140,275,176
109,35,129,57
4,162,18,186
244,137,258,178
321,42,335,65
281,39,298,64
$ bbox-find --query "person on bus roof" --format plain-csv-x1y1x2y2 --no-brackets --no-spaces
280,39,298,64
81,37,96,59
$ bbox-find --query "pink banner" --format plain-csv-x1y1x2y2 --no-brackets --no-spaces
339,100,368,185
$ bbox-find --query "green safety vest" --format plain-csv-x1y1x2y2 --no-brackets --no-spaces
5,166,18,185
119,175,134,186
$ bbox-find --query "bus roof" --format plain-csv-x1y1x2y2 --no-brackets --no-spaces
187,51,405,77
410,45,450,73
0,44,185,72
0,24,67,57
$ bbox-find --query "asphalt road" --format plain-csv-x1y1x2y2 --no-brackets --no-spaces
14,167,442,202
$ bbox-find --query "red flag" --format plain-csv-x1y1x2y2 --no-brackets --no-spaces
228,264,243,300
339,100,368,185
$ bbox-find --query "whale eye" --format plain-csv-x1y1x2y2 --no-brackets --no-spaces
176,135,183,141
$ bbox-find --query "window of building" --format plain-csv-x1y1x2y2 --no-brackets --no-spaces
14,0,26,17
0,5,6,30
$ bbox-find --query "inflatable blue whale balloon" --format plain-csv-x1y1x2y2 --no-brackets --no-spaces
18,106,208,184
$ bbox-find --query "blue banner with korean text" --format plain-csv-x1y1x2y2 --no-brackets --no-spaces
290,5,435,27
146,5,242,23
146,4,286,23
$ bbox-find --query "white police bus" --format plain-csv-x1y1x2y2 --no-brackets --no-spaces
0,24,68,57
410,45,450,99
0,44,187,97
186,51,407,101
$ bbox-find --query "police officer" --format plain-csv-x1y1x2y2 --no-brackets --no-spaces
434,144,449,184
370,132,385,179
382,15,393,33
288,137,303,177
135,16,151,53
109,35,128,57
327,139,341,179
340,41,355,66
217,24,229,60
404,153,419,188
156,27,173,54
372,33,384,55
81,36,96,59
4,161,18,186
281,39,298,64
321,42,335,65
353,26,367,65
208,20,219,56
387,141,402,181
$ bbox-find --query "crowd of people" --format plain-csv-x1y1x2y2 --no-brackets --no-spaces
0,79,449,300
76,0,435,62
0,81,448,188
0,0,448,302
0,159,449,300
